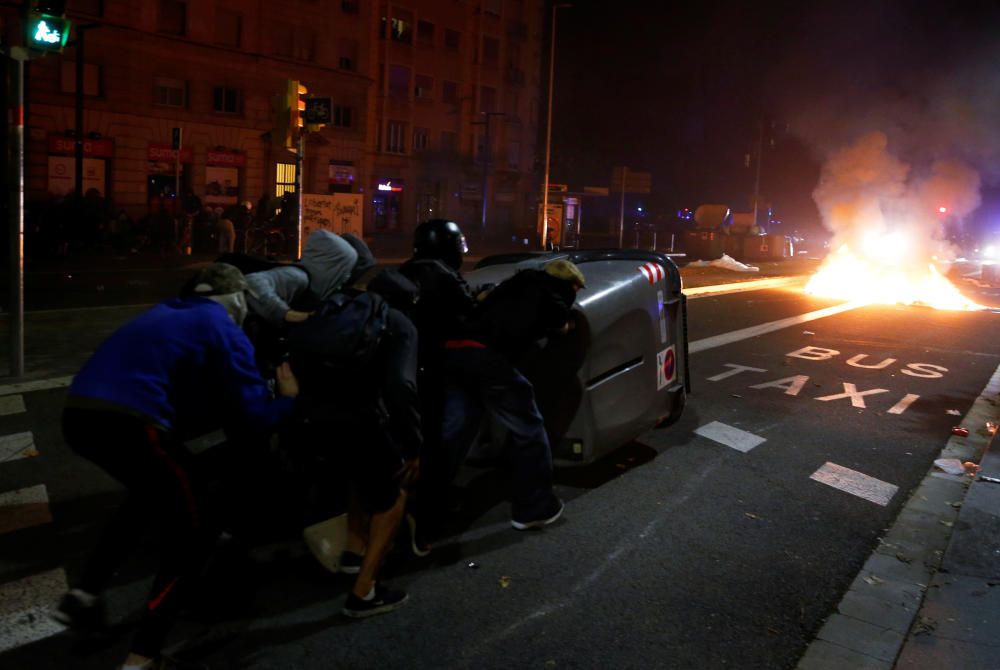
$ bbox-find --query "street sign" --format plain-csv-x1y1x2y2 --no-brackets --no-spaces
611,167,652,194
305,97,332,125
547,183,568,193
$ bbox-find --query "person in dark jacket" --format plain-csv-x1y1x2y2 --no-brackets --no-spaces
52,263,299,670
399,220,478,554
443,259,586,530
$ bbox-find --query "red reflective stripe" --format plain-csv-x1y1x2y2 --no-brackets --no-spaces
445,339,487,349
146,425,201,529
16,106,24,126
147,577,179,611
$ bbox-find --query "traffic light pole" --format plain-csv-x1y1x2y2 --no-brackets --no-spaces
295,132,304,259
7,47,27,378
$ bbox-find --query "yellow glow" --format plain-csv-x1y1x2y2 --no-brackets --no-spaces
805,243,984,311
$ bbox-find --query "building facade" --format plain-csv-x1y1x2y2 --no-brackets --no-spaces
3,0,545,248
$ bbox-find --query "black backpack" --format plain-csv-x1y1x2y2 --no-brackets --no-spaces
286,289,389,374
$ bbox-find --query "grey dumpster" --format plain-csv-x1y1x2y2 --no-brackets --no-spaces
465,249,689,466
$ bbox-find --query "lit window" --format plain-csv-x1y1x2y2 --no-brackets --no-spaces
275,163,296,198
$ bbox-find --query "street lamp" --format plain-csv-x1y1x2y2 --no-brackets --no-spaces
541,3,571,250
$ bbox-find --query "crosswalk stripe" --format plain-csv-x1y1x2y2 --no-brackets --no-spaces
694,420,766,452
810,462,898,506
0,431,37,464
0,395,26,416
0,568,68,654
0,484,53,535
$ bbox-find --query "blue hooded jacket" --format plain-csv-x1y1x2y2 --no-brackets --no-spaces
68,297,294,437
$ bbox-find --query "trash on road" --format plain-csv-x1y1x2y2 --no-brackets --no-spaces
946,409,961,416
499,575,511,589
802,330,815,335
744,512,761,520
951,427,970,437
863,574,884,586
978,474,1000,485
731,393,743,398
934,458,968,475
467,562,479,570
987,421,998,435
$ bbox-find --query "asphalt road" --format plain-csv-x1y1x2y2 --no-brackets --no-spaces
1,263,998,669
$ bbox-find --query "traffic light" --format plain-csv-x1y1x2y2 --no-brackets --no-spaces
25,0,70,54
288,80,307,133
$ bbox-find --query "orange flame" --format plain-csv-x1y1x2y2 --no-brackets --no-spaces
805,242,984,311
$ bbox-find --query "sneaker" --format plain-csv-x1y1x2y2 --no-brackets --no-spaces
339,550,364,575
342,583,409,618
406,514,432,558
511,496,565,531
52,589,108,635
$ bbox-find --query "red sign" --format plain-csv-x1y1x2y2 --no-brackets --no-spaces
47,134,114,158
206,150,247,167
148,143,193,163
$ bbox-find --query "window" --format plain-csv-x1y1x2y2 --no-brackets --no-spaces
382,9,413,43
482,37,499,67
386,120,407,154
275,163,296,198
415,74,433,99
388,64,411,98
445,29,460,50
153,76,186,107
479,85,497,113
216,9,241,47
60,61,101,96
413,127,429,152
441,131,458,153
212,86,241,114
71,0,104,16
441,80,458,104
417,20,435,45
158,0,186,36
294,29,317,61
341,0,359,13
339,39,359,71
333,105,353,128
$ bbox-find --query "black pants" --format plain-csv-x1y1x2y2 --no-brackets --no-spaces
63,407,218,658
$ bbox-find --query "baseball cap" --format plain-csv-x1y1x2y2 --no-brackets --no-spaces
544,259,586,288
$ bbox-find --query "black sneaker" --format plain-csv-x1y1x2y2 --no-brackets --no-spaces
511,496,565,531
406,514,432,558
339,550,363,575
342,583,409,618
51,589,108,635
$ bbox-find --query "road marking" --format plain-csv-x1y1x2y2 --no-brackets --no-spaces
684,276,804,299
689,302,865,354
810,462,898,506
695,420,766,452
0,568,68,654
0,484,53,534
0,431,38,463
0,395,26,415
0,376,73,397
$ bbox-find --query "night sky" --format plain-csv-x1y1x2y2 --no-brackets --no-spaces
549,0,1000,236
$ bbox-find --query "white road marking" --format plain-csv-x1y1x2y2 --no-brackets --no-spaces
888,393,921,415
0,431,37,463
684,276,804,298
0,395,26,415
0,569,68,654
0,376,73,397
689,302,865,354
695,420,766,453
810,462,898,506
0,484,53,534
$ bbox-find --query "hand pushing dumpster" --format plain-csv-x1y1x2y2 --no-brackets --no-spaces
466,249,689,465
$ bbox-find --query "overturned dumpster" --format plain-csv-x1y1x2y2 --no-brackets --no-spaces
465,249,689,466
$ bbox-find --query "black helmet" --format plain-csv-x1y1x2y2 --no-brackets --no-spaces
413,219,468,270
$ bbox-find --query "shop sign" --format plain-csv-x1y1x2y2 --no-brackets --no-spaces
148,143,193,163
377,178,404,192
206,150,247,168
47,134,114,158
329,164,356,185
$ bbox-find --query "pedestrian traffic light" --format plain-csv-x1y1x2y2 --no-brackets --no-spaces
25,4,70,53
288,80,308,132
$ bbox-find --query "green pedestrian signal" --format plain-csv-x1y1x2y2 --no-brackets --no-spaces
26,14,70,53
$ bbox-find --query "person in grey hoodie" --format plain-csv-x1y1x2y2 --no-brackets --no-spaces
244,229,359,327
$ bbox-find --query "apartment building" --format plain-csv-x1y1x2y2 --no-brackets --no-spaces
3,0,544,243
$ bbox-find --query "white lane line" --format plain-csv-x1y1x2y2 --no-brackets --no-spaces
695,420,766,453
0,484,53,534
689,301,865,354
685,276,804,298
0,395,26,415
0,376,73,397
0,431,38,464
810,462,898,506
0,569,68,654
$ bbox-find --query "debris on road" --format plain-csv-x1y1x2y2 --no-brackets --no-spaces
951,426,970,437
913,616,937,636
731,394,743,398
863,574,884,586
744,512,761,521
934,458,968,475
946,409,961,416
467,562,479,569
802,330,815,335
987,421,998,435
499,576,511,589
978,475,1000,485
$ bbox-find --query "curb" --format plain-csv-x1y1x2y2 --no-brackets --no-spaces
797,364,1000,670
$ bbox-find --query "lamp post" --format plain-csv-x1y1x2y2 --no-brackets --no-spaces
541,2,570,250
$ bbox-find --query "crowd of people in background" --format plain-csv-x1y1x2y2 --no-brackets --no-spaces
51,219,587,670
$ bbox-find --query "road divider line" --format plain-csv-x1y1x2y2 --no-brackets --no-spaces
0,431,38,464
810,462,898,506
0,568,68,654
689,301,865,354
684,276,805,299
0,484,53,534
0,377,73,397
0,395,26,416
694,420,766,452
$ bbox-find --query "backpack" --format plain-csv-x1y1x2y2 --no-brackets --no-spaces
286,289,389,374
365,267,419,317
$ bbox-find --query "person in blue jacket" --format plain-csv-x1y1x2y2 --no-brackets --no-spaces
52,263,299,670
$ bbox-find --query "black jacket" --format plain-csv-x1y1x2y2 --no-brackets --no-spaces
399,258,477,364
